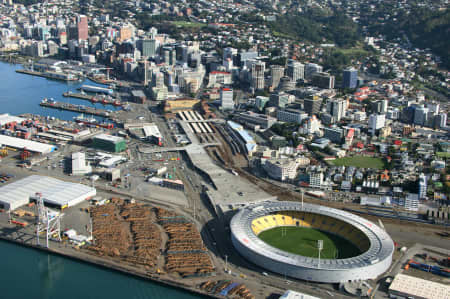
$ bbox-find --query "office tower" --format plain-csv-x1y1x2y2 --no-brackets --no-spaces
312,72,335,89
77,15,88,40
305,63,323,80
368,113,386,135
251,61,265,91
220,88,234,110
138,39,157,58
270,65,284,90
303,97,322,115
418,173,427,199
287,59,304,83
327,98,346,122
343,67,358,89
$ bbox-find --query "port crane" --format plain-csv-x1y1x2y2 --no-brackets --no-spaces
35,192,63,248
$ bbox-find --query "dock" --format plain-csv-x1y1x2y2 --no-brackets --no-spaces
40,100,113,117
62,92,123,107
16,69,79,81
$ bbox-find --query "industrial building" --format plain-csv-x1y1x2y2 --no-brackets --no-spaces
71,152,92,175
0,134,56,154
92,134,127,152
0,175,96,210
230,201,394,283
0,113,26,126
143,124,163,146
388,273,449,299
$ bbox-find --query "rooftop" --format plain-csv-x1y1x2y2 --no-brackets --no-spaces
389,274,450,299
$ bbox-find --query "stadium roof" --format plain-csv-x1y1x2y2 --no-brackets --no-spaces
0,175,96,210
0,135,56,154
231,201,395,271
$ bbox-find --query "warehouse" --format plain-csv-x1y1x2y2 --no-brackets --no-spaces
92,134,127,152
143,124,163,146
0,175,96,210
0,113,26,126
388,274,449,299
0,135,56,154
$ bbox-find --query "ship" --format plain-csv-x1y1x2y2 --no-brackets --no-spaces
74,114,114,129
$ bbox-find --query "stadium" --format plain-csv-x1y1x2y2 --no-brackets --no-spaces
230,201,394,283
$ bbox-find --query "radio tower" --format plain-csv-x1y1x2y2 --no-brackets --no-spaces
35,192,63,248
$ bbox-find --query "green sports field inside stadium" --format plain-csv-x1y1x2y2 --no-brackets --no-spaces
258,226,362,259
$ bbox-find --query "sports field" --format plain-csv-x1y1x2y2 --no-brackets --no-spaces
258,226,362,259
330,156,386,169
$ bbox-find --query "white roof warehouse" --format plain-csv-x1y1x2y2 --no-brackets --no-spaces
0,135,56,154
0,175,96,210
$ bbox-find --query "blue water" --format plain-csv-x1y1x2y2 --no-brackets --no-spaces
0,61,120,121
0,240,203,299
0,61,205,299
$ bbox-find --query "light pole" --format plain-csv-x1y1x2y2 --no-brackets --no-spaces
225,254,228,272
317,240,323,269
301,189,304,210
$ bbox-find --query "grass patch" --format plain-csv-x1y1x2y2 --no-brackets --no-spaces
272,31,294,39
331,156,386,169
171,21,206,28
436,152,450,158
258,226,361,259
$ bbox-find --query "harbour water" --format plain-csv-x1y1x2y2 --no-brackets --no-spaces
0,240,202,299
0,61,120,121
0,61,204,299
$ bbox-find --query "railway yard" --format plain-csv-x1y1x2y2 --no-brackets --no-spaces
0,97,449,299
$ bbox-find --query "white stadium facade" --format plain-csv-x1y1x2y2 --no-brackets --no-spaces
230,201,395,283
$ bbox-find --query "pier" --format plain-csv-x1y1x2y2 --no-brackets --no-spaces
40,100,113,117
16,69,79,81
63,92,123,107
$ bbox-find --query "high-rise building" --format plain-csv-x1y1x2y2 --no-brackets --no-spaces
343,67,358,89
413,105,429,126
220,88,234,110
286,59,304,83
418,173,427,199
270,65,284,90
138,39,158,58
303,96,322,115
368,113,386,135
434,113,447,129
77,15,88,41
305,63,323,80
223,47,237,61
119,24,133,42
251,61,265,91
324,127,344,144
312,72,335,89
269,92,289,109
309,171,323,188
327,98,346,122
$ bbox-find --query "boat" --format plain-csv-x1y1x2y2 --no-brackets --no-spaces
74,114,114,129
112,100,122,107
41,98,56,105
90,97,99,103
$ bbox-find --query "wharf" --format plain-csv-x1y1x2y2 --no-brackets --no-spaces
62,92,123,107
40,100,113,117
16,69,79,81
87,75,115,85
